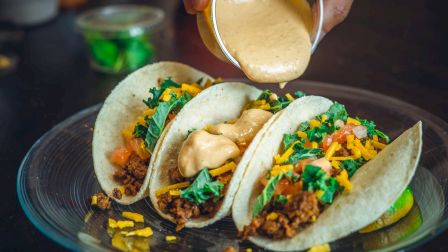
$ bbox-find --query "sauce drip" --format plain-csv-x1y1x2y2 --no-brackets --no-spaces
208,109,273,145
216,0,313,83
178,130,240,178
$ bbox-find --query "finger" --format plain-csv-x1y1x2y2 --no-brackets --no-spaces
321,0,354,33
192,0,210,12
183,0,196,15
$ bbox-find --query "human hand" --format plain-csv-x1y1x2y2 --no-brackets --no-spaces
320,0,353,34
183,0,210,15
183,0,353,34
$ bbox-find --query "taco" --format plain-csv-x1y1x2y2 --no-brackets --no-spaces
232,96,422,251
92,61,215,205
148,83,304,230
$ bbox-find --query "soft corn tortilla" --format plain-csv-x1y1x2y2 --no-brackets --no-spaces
149,82,283,228
92,61,212,205
232,96,422,251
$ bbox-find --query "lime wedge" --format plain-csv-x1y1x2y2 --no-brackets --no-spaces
360,187,414,233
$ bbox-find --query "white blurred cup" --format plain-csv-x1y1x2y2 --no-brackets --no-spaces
0,0,58,26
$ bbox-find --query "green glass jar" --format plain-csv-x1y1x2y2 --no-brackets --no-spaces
77,5,164,73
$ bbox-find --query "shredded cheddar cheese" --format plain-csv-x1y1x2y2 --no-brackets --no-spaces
209,162,237,177
308,243,331,252
329,156,353,161
253,100,266,106
347,117,361,126
192,83,203,89
320,114,328,122
266,212,279,221
108,218,134,229
351,147,362,159
165,236,177,242
331,160,341,169
373,135,379,142
297,131,307,139
258,103,271,110
122,125,134,140
139,140,147,154
354,139,373,160
372,141,386,149
108,218,117,228
143,108,155,117
121,227,153,237
310,119,321,128
336,169,352,191
111,232,127,251
325,142,341,160
311,141,319,148
91,195,97,205
365,140,373,151
285,93,294,101
136,116,146,125
181,83,202,96
275,143,296,164
346,134,355,149
169,190,181,196
160,88,173,101
271,164,294,177
315,190,324,199
155,182,190,197
122,211,144,223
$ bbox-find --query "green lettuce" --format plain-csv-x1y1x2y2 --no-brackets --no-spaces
302,164,340,204
340,158,366,177
180,168,224,205
287,144,323,164
253,173,284,217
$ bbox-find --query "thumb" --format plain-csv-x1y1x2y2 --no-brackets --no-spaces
183,0,210,15
321,0,354,33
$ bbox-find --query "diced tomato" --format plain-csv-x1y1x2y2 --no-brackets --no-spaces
274,178,291,195
323,124,357,150
303,140,312,148
168,113,176,122
310,157,332,175
294,159,312,173
110,147,131,166
283,181,302,195
128,138,150,160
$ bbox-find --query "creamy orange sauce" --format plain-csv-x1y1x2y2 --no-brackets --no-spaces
215,0,313,83
178,130,240,178
177,109,273,178
208,109,273,145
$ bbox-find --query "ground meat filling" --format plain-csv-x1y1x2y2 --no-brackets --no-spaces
240,191,320,239
91,192,111,210
113,154,149,196
334,142,350,157
112,188,122,199
170,165,185,183
157,171,232,230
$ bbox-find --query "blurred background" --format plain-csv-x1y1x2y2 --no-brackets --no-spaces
1,0,447,250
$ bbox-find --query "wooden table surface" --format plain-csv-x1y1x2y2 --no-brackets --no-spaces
1,0,447,251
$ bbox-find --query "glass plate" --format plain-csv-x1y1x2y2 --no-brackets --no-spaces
17,80,448,252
